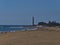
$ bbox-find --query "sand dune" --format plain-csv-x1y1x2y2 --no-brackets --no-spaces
0,29,60,45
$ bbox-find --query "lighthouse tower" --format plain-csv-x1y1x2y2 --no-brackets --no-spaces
32,16,34,26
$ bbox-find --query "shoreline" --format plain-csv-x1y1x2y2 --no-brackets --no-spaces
0,29,60,45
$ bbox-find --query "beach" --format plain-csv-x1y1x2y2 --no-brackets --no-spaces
0,27,60,45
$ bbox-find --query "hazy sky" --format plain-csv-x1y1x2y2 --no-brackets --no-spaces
0,0,60,25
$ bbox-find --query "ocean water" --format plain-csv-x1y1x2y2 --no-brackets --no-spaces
0,25,23,32
0,25,37,32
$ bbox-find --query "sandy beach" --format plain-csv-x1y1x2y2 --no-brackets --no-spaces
0,27,60,45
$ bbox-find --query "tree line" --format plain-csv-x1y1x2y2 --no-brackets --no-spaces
38,21,60,27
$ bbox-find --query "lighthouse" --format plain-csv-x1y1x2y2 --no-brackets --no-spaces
32,16,34,26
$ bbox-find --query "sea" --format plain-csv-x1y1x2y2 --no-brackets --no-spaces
0,25,37,32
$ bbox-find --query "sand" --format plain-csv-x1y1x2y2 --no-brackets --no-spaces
0,28,60,45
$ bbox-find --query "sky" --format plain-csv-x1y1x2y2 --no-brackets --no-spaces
0,0,60,25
